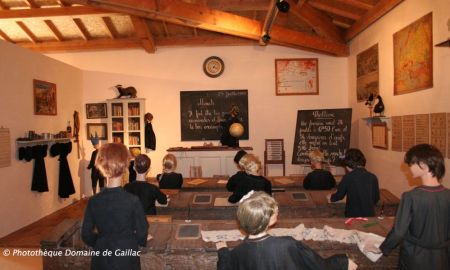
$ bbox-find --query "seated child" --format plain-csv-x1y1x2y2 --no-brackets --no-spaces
330,148,379,217
303,149,336,190
228,154,272,203
156,153,183,189
124,154,167,215
216,191,357,270
226,149,247,192
365,144,450,270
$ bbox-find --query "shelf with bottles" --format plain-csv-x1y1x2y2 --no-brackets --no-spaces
128,102,140,116
111,103,124,117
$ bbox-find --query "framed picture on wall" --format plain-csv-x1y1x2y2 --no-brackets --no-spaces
356,44,379,102
86,103,107,119
372,123,388,149
275,58,319,95
86,123,108,140
33,79,57,115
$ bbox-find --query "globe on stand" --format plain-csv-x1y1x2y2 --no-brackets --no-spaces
229,123,244,138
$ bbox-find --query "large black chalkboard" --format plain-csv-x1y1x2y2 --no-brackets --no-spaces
292,109,352,165
180,90,249,141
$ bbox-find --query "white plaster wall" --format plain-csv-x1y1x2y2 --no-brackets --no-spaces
48,45,349,195
348,0,450,196
0,41,83,238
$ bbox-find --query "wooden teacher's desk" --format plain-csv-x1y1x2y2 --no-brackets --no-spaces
41,218,399,270
156,189,399,220
166,146,253,178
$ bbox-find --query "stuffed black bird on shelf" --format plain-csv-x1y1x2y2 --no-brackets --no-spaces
365,93,374,106
373,95,385,116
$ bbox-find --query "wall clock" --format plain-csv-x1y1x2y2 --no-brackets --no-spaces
203,56,225,78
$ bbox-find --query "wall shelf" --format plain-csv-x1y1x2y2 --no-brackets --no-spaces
362,117,391,128
16,138,71,147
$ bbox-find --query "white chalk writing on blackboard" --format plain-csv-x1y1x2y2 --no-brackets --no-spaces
292,109,352,165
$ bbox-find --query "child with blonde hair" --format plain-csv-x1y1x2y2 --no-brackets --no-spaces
227,154,272,203
303,149,336,190
156,153,183,189
217,191,357,270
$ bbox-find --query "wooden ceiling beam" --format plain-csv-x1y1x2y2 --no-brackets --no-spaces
287,0,343,42
0,28,13,42
64,0,348,56
206,0,269,12
0,6,116,19
345,0,404,41
16,21,38,43
155,35,256,47
101,16,116,39
339,0,375,10
308,1,361,20
130,16,155,53
44,19,64,41
0,2,8,10
24,0,39,8
72,18,89,40
55,0,71,7
19,38,142,52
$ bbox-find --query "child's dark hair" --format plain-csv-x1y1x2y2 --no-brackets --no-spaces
404,144,445,180
134,154,151,174
343,148,366,169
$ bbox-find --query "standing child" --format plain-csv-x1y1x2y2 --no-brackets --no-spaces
303,149,336,190
86,135,105,195
124,154,167,215
82,143,148,270
365,144,450,270
156,153,183,189
330,148,379,217
217,191,357,270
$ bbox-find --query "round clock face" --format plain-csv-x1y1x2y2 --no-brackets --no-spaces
203,56,224,78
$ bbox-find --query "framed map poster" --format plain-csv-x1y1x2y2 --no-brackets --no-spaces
393,13,433,95
275,58,318,95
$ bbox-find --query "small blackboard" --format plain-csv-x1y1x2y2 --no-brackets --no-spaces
175,224,201,239
193,194,212,204
291,192,309,201
292,109,352,165
180,90,249,141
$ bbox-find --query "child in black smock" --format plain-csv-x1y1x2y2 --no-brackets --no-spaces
216,191,357,270
87,136,105,195
365,144,450,270
226,150,247,192
124,154,167,215
228,153,272,203
156,153,183,189
82,143,148,270
303,149,336,190
330,148,379,217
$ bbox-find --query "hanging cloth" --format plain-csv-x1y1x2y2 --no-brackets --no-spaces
145,122,156,150
20,145,49,192
50,142,75,198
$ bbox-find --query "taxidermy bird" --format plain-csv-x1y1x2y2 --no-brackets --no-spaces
365,93,374,107
373,95,385,116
